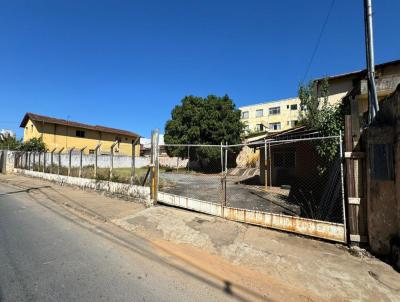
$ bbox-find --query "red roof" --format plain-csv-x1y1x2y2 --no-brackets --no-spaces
20,112,140,138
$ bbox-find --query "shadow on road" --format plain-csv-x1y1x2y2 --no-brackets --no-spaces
15,182,273,302
0,186,52,197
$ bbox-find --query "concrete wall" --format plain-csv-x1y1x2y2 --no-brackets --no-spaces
15,151,189,170
14,168,151,205
0,150,16,174
366,85,400,261
17,152,150,169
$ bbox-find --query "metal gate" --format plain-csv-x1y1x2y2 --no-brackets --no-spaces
157,135,347,243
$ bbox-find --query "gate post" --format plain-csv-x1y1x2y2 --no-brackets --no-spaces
344,115,368,246
150,129,159,205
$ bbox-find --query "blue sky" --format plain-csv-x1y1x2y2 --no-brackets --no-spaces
1,0,399,138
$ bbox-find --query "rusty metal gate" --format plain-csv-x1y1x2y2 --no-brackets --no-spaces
157,134,347,243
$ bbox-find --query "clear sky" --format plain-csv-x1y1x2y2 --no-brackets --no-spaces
1,0,399,138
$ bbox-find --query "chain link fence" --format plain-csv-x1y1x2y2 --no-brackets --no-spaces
158,136,345,225
158,144,224,202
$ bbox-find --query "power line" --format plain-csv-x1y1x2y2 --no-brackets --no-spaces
301,0,336,83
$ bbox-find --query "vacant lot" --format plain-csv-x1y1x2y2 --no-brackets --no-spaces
159,172,300,215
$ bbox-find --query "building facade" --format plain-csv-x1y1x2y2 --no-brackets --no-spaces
239,97,302,133
20,113,140,156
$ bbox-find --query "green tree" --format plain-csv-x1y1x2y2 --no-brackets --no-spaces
298,78,346,173
0,136,46,151
0,136,23,150
164,95,244,170
21,137,47,151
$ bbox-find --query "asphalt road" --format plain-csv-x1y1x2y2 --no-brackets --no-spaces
0,182,238,302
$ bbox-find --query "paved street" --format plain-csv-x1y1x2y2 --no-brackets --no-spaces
0,182,239,302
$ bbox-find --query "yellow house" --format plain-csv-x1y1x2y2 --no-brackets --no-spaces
239,97,302,134
20,113,141,156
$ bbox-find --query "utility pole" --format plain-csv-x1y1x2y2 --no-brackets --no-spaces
364,0,379,123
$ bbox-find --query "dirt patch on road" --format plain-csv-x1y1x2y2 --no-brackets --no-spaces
151,239,325,302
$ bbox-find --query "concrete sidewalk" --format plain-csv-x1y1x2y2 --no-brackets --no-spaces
1,174,400,301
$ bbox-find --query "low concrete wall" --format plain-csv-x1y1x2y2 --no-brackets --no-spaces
14,168,151,205
0,150,15,174
17,152,189,170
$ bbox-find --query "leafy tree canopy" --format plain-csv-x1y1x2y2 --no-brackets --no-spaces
0,136,46,152
164,95,244,165
298,78,347,172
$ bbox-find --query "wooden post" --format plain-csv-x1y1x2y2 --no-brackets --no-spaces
58,147,64,175
94,144,101,178
131,138,139,185
110,141,118,180
345,115,368,246
150,129,159,204
79,147,86,178
68,147,75,177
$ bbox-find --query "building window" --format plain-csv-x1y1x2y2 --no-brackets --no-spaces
255,109,263,117
255,124,264,132
290,104,298,110
289,120,298,127
89,149,95,154
269,107,280,115
242,111,249,119
76,130,85,138
269,122,281,131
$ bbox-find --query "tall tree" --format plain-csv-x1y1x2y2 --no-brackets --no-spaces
298,78,346,172
164,95,244,169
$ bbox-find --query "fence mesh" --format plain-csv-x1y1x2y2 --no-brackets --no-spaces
158,145,224,203
225,137,344,223
159,136,344,224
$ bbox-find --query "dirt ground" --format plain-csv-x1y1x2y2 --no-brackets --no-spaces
2,174,400,301
159,172,300,215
